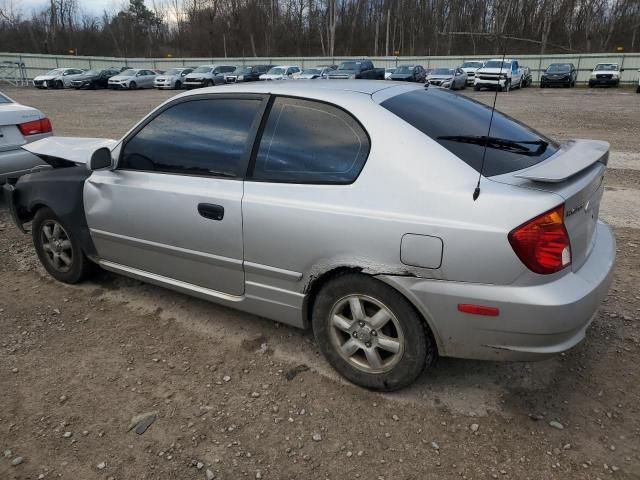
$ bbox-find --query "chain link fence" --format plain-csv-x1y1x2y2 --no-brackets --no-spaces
1,51,639,85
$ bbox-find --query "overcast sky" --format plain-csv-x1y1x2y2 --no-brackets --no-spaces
17,0,127,16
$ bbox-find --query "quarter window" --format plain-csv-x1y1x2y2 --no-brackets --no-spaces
252,97,370,184
120,98,262,177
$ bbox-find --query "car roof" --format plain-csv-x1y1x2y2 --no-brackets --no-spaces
175,79,405,98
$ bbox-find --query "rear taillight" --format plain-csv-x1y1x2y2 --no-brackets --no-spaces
18,118,52,136
508,205,571,274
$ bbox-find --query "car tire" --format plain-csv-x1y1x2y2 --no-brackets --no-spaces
32,208,92,284
129,81,137,90
636,85,640,94
502,80,511,92
175,80,182,89
56,80,64,89
312,273,436,391
206,79,213,87
474,85,480,91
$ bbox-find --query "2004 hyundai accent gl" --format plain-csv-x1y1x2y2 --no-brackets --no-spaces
3,81,615,391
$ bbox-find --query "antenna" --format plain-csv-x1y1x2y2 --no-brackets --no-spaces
473,49,506,201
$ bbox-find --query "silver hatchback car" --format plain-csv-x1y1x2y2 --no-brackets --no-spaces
3,81,615,391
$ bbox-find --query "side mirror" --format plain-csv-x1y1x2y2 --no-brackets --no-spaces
88,147,113,171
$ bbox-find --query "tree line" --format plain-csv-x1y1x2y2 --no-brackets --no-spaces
1,0,639,59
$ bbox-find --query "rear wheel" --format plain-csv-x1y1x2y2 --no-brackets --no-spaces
312,273,435,391
32,208,92,284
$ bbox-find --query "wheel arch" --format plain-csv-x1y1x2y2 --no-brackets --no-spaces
303,266,441,355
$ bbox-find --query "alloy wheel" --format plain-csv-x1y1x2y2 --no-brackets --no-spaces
40,220,73,273
328,294,404,374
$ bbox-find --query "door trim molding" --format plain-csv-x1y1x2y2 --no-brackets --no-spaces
90,228,242,269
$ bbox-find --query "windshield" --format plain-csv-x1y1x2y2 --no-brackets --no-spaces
83,70,99,76
44,68,64,76
381,88,557,176
547,64,571,73
234,66,253,74
595,64,618,71
461,61,483,68
119,69,136,76
302,69,321,75
484,60,511,69
385,68,396,73
338,62,360,70
267,67,285,75
433,68,454,76
193,66,212,73
0,93,11,103
395,66,415,74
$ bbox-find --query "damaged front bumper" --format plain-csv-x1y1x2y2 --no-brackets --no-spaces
2,182,27,233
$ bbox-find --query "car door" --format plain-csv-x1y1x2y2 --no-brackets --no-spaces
242,96,370,293
84,94,268,296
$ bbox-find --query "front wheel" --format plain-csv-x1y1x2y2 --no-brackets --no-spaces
174,80,182,89
474,84,480,91
32,208,92,284
502,79,511,92
312,273,436,391
129,81,137,90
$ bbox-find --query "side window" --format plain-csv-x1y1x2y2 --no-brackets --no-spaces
252,97,370,184
120,98,262,177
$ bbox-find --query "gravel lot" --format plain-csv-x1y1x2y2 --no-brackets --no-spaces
1,85,639,480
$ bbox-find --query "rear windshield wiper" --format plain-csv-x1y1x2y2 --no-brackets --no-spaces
437,135,549,157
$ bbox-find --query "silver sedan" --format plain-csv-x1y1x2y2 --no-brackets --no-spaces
4,81,615,391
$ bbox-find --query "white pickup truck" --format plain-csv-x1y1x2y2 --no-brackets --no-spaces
474,58,524,92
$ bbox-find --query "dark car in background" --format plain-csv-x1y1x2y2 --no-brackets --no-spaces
389,64,427,82
540,63,577,88
225,65,274,83
328,60,384,80
70,68,125,89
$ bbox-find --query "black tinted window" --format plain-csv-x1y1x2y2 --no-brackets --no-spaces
381,88,558,176
252,97,369,184
121,98,261,177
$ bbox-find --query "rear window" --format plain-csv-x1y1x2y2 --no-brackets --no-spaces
380,88,558,176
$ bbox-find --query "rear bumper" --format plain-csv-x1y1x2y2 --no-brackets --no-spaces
379,221,615,361
0,148,49,184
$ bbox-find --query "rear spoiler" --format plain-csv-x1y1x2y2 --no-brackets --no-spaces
514,139,609,183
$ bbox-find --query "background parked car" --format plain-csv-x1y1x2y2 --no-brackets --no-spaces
460,60,485,85
70,68,123,89
294,66,336,80
384,68,396,79
521,66,533,87
154,67,193,89
108,69,156,89
315,64,338,78
389,64,427,82
589,63,622,87
540,63,576,88
426,67,467,89
33,68,84,89
184,65,236,88
0,91,52,183
259,65,301,80
328,60,384,80
224,65,273,83
474,58,524,92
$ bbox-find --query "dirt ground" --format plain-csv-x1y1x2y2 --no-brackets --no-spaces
1,85,639,480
